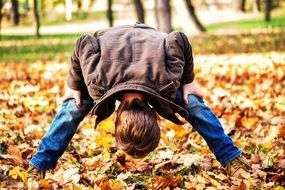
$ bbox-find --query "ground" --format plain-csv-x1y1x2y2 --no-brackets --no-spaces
1,3,285,187
0,27,285,189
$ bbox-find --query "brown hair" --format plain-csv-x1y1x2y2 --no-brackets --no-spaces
115,98,160,158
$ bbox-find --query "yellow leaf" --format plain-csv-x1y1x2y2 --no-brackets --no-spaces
241,117,258,129
163,120,188,138
9,166,27,182
212,160,220,168
184,181,196,189
82,123,94,129
108,179,127,190
97,117,115,133
209,178,221,187
95,134,113,149
72,183,82,190
95,118,115,149
275,186,284,190
262,142,272,150
103,151,111,158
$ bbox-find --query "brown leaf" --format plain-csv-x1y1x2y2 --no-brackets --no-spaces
271,174,285,182
0,174,25,189
236,180,247,190
7,145,24,165
149,175,181,189
249,154,261,164
278,159,285,168
279,127,285,138
99,181,112,190
200,160,212,171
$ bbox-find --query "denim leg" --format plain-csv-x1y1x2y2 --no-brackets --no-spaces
29,98,93,172
175,89,241,166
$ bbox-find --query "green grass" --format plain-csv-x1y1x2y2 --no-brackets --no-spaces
2,11,108,27
0,33,83,62
0,33,81,40
206,2,285,32
190,30,285,54
206,15,285,32
1,29,284,63
41,11,107,26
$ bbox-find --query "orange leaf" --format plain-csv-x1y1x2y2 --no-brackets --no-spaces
241,117,258,129
99,181,112,190
7,145,24,165
236,180,247,190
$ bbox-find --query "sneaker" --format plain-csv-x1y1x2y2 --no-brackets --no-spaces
27,165,45,181
225,156,251,178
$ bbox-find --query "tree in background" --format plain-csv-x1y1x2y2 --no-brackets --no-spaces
133,0,144,23
234,0,246,12
265,0,272,21
155,0,171,33
82,0,91,11
77,0,82,11
254,0,261,12
33,0,40,37
184,0,206,32
65,0,72,21
11,0,20,25
107,0,113,27
0,0,2,40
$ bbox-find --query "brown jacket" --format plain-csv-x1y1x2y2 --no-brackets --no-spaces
67,23,195,127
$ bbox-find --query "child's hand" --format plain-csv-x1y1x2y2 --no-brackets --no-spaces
182,82,204,104
62,86,82,108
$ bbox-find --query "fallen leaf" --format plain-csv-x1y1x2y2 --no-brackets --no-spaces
176,154,202,167
8,167,27,182
241,117,258,129
236,180,247,190
271,174,285,182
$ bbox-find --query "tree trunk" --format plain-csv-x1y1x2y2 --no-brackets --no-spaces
107,0,113,27
11,0,20,25
265,0,272,22
184,0,206,32
133,0,144,23
255,0,261,12
234,0,246,12
82,0,90,11
33,0,40,38
77,0,82,10
0,0,2,40
65,0,72,21
156,0,171,33
240,0,246,12
24,0,30,12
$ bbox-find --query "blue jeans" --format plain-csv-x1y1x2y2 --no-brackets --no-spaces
174,89,241,166
29,98,94,171
30,91,241,172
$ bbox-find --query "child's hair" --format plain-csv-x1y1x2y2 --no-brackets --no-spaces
115,98,160,158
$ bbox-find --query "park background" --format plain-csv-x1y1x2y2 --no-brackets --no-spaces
0,0,285,189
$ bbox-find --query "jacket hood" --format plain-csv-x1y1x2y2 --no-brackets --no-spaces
91,82,189,128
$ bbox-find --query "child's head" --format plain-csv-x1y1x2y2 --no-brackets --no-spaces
115,93,160,158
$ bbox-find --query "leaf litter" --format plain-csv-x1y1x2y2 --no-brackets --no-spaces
0,52,285,189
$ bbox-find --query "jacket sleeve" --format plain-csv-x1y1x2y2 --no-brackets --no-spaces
175,32,195,84
67,34,100,91
67,35,86,90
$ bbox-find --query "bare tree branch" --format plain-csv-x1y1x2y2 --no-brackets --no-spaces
184,0,206,32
